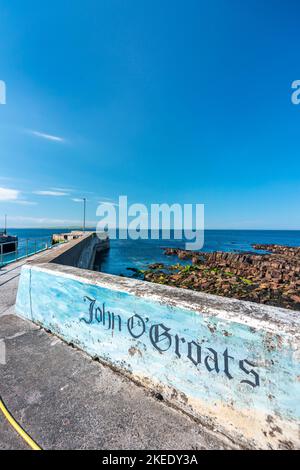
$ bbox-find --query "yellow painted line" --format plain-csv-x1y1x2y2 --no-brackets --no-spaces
0,396,42,450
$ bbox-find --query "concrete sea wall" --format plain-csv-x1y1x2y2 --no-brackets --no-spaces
15,236,300,449
49,231,109,270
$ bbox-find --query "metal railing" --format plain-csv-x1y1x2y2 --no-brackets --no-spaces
0,237,65,267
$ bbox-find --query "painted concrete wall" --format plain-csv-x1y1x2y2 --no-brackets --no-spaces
16,261,300,449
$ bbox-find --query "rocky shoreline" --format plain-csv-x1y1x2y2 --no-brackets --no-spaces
127,244,300,311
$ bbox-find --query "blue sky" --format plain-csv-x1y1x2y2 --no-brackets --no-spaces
0,0,299,229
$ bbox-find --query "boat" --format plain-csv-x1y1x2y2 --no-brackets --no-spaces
0,215,18,255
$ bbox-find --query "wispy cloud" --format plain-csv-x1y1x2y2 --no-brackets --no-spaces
52,187,73,193
72,198,84,202
34,190,70,197
13,200,37,206
7,216,96,228
0,186,36,205
0,187,20,201
29,130,65,143
98,200,119,207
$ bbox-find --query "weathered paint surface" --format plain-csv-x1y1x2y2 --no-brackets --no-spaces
16,263,300,449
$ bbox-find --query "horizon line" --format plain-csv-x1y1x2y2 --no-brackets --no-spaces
5,227,300,231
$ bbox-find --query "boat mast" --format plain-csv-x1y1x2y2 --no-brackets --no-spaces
4,214,7,235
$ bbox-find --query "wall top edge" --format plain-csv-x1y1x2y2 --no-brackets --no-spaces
24,259,300,336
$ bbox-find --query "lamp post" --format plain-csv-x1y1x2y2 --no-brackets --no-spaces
82,198,86,232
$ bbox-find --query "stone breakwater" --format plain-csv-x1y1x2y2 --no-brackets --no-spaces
138,244,300,311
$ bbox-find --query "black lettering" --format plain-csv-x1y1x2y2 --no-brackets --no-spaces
95,305,103,323
223,348,234,379
103,304,111,329
187,340,202,366
239,359,260,387
81,296,95,324
174,334,186,358
204,347,220,373
149,323,172,352
127,314,146,338
112,312,122,331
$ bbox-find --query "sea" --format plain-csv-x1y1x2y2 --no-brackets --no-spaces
3,228,300,276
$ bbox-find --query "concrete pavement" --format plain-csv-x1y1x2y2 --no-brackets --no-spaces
0,260,23,317
0,247,64,317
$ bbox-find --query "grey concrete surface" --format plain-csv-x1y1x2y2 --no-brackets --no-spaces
0,260,26,317
0,254,229,450
0,313,229,450
0,246,65,317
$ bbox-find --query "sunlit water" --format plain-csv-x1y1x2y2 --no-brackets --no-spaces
2,229,300,276
97,230,300,276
